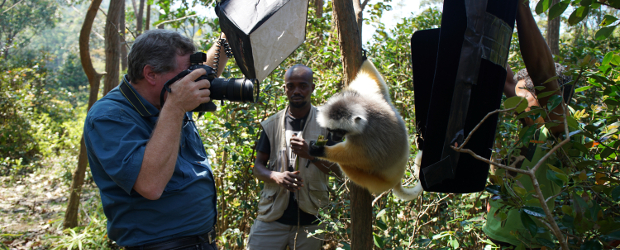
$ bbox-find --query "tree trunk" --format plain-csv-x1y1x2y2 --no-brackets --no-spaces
103,0,123,95
333,1,372,249
137,0,145,35
146,4,151,31
121,0,127,71
546,0,560,55
64,0,104,229
315,0,324,19
333,0,364,85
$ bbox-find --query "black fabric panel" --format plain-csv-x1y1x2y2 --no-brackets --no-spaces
415,0,518,193
418,0,467,191
411,29,440,150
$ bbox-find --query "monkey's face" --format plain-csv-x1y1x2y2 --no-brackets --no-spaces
317,92,368,139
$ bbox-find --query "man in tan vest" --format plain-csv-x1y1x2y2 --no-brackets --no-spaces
247,64,340,250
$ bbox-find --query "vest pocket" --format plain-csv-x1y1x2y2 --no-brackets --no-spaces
257,183,279,215
308,181,329,209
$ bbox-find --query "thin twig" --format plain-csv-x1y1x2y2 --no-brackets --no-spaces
1,0,24,14
458,104,521,150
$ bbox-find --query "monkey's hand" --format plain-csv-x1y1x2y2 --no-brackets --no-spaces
309,141,326,157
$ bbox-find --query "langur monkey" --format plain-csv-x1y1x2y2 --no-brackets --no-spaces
309,59,423,201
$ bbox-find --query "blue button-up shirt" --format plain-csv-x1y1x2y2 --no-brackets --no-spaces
84,76,216,247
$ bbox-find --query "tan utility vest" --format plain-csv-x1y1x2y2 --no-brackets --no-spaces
256,105,331,222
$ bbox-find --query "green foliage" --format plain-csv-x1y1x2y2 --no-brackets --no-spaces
49,196,120,250
0,0,60,57
0,56,82,176
536,0,620,41
2,1,619,249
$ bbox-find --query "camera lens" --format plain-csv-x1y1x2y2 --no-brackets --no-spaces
209,78,255,103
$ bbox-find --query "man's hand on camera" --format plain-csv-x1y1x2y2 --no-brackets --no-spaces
165,68,211,113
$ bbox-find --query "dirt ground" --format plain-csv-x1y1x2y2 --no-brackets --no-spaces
0,163,97,249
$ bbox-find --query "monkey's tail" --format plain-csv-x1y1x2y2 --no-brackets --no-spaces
393,182,423,201
392,150,424,201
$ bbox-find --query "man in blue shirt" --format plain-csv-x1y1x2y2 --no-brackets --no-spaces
84,30,228,249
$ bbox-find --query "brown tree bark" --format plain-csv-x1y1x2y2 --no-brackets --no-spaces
63,0,104,229
315,0,324,19
333,0,364,85
546,0,560,55
137,0,145,35
333,1,372,249
121,0,127,71
103,0,123,95
146,4,151,31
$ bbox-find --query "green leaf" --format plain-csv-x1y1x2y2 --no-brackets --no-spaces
575,86,593,92
562,205,573,215
535,0,551,14
612,55,620,66
568,6,590,25
514,186,527,196
549,0,570,20
376,219,388,231
536,237,555,248
517,109,546,120
580,0,593,6
604,98,620,107
613,186,620,200
519,125,538,146
605,230,620,240
580,240,602,250
523,206,546,218
547,95,563,111
608,0,620,8
504,96,528,112
543,76,560,84
538,90,559,99
520,210,538,236
600,147,614,159
602,52,615,65
567,115,579,129
601,15,618,26
547,169,565,187
486,185,501,195
373,233,384,248
595,26,616,40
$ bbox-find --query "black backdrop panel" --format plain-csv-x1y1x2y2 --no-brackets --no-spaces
413,0,518,193
411,28,440,151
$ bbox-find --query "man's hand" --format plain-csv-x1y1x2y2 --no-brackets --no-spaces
290,135,315,160
165,68,211,113
272,171,303,192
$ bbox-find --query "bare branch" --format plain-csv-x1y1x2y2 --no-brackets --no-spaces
156,14,198,26
2,0,24,14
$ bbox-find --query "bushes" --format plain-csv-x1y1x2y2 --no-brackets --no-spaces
0,60,82,177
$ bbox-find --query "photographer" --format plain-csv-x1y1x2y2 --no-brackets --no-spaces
84,30,228,249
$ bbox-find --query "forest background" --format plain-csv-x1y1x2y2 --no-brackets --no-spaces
1,0,619,249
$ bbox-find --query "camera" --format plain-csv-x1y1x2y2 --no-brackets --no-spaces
161,52,258,112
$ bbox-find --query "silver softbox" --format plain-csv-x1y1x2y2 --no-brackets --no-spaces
216,0,309,82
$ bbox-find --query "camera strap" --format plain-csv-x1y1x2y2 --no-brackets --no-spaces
160,69,191,109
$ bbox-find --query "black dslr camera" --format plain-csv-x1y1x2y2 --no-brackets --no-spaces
160,52,258,112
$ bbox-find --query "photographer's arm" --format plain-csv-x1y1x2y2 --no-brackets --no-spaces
205,33,230,77
133,69,211,200
516,1,566,134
